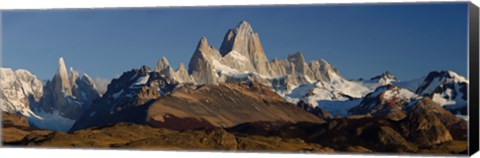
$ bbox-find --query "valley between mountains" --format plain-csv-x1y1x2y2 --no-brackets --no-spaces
1,21,470,154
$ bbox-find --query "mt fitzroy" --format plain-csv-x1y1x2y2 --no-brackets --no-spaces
185,21,343,90
157,21,469,116
1,21,470,132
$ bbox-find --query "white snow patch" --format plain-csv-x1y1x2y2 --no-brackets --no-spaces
227,50,249,62
383,87,418,101
432,93,456,106
447,71,468,83
430,85,466,110
133,75,150,86
211,57,244,76
317,99,362,117
456,115,468,121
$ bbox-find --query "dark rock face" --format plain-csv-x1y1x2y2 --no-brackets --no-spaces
403,97,467,141
287,53,310,77
297,100,333,120
72,75,101,111
311,118,419,153
70,66,177,132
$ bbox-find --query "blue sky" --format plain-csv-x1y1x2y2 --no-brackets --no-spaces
1,2,468,81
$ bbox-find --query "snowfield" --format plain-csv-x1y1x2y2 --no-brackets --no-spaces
28,110,76,132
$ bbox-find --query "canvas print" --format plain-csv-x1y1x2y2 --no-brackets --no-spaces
0,2,473,155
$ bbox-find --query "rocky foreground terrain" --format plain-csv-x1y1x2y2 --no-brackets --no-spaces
2,110,466,154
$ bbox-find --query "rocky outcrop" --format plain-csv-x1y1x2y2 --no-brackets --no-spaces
270,58,293,77
287,53,312,78
155,57,181,82
401,98,455,147
175,63,194,83
155,57,194,84
308,59,341,82
154,57,171,73
297,100,333,120
188,37,222,85
55,57,72,97
310,118,419,152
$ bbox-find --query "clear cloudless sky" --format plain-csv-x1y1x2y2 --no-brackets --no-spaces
1,2,469,81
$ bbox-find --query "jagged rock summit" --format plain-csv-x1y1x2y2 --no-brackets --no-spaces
40,57,101,119
219,21,272,76
188,37,222,84
175,63,194,83
186,20,349,93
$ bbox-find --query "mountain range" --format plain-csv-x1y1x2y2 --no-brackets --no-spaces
0,21,470,154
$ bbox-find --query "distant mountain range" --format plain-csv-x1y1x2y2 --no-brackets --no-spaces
0,20,470,154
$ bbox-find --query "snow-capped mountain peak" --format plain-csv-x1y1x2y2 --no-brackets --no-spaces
370,71,398,85
446,70,468,83
415,70,468,115
348,85,421,119
416,70,468,95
